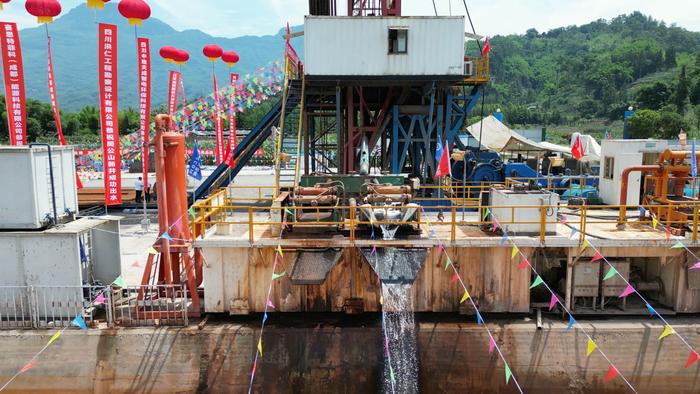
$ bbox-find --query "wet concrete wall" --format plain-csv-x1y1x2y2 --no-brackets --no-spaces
0,320,698,393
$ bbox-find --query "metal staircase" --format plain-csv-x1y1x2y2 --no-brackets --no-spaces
191,79,303,203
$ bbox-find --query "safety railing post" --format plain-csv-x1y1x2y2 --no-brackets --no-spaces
350,205,356,241
580,205,587,242
539,206,546,244
451,207,456,242
694,206,699,242
249,207,254,244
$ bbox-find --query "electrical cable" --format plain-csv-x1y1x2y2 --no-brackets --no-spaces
462,0,482,52
432,0,438,16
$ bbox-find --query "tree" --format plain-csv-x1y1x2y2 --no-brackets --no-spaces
26,117,42,143
628,109,661,138
665,47,677,68
695,105,700,130
690,79,700,105
658,111,690,139
674,65,689,114
636,82,672,110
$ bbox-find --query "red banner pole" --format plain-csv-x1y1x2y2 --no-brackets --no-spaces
0,22,27,146
99,24,121,206
225,73,239,168
213,68,223,165
167,70,180,116
137,37,151,189
47,37,65,145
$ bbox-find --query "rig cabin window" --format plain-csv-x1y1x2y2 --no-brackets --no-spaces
604,156,615,180
388,28,408,54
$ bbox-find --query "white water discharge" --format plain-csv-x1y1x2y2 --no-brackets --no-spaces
381,283,419,393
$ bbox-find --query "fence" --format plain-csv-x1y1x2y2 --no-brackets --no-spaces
0,284,188,330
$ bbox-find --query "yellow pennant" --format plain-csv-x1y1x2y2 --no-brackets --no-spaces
652,218,658,230
511,246,519,259
586,338,598,356
277,245,283,256
147,247,158,255
379,295,384,305
460,290,470,304
257,339,263,356
580,238,590,252
658,325,674,340
47,331,62,346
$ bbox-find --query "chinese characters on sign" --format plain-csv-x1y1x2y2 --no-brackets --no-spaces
137,37,151,187
0,22,27,146
167,70,180,115
99,24,121,206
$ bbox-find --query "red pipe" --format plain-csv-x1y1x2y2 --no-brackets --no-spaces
618,165,661,224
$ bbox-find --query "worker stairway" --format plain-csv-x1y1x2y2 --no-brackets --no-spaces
192,79,303,203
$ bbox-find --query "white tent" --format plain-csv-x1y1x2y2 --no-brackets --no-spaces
464,116,570,154
570,132,601,163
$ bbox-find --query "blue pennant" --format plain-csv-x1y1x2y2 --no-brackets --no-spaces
566,315,576,331
645,303,656,316
262,312,268,324
569,227,578,239
639,207,646,217
476,311,483,325
499,231,508,246
161,232,174,241
71,314,88,331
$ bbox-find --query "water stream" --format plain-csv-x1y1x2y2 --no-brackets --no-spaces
381,283,419,394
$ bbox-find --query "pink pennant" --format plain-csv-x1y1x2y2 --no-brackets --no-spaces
283,220,289,230
376,275,381,285
518,259,529,270
450,273,459,284
266,299,276,309
491,219,500,232
665,227,671,241
690,262,700,270
438,244,444,253
251,361,257,375
174,217,183,232
549,294,559,311
19,362,34,374
559,216,568,225
619,284,635,298
131,261,141,268
371,245,377,255
488,335,496,354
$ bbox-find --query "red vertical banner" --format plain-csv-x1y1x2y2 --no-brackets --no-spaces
99,24,121,206
213,73,223,165
0,22,27,145
137,37,151,188
167,70,180,115
47,38,65,145
225,73,238,167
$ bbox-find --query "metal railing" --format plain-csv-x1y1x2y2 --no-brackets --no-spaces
0,285,110,330
463,56,489,84
112,284,188,327
505,176,598,196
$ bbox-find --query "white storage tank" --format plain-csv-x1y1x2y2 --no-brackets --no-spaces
0,145,78,229
304,16,465,78
489,188,560,235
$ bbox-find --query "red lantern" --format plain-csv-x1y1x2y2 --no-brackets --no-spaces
159,46,178,63
118,0,151,26
173,49,190,65
25,0,62,24
222,51,240,67
86,0,109,9
0,0,11,11
202,44,223,62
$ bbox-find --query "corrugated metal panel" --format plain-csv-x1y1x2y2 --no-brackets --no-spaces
304,16,465,76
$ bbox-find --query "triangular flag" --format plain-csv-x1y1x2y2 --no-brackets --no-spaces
188,207,195,218
257,339,263,356
569,227,578,239
586,338,598,356
47,331,62,346
505,364,512,384
559,216,568,225
112,275,125,288
450,273,459,283
272,271,286,280
285,208,294,217
619,284,635,298
549,294,559,311
277,245,283,256
438,243,444,253
72,314,88,331
518,259,529,270
460,290,470,304
566,315,576,331
389,365,396,384
444,257,453,271
94,293,106,305
685,351,700,368
251,360,257,376
262,312,268,324
147,247,158,255
580,238,590,252
499,231,508,246
161,232,174,241
603,266,618,281
131,261,141,268
266,299,276,309
672,241,684,249
645,303,656,316
658,325,674,340
484,208,491,219
691,261,700,270
491,219,500,232
379,295,383,305
371,245,377,255
603,365,619,383
591,252,604,262
476,311,483,325
488,335,496,354
19,362,34,374
666,227,672,241
529,275,544,289
652,218,658,229
511,246,519,259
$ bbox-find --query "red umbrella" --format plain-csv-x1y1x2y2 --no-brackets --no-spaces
173,49,190,65
86,0,109,9
118,0,151,26
159,46,178,63
222,51,240,67
203,44,223,62
25,0,62,23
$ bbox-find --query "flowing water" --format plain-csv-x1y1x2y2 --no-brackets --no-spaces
381,283,419,394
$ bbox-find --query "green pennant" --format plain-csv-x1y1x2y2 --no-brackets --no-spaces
389,365,396,384
672,241,685,249
112,275,125,288
188,207,195,218
505,363,512,384
272,271,286,280
484,208,491,219
603,266,618,281
285,208,294,217
444,258,453,271
529,275,544,289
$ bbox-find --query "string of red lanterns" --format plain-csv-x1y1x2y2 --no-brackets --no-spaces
25,0,62,24
117,0,150,26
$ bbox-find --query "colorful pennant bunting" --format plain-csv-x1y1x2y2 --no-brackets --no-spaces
491,219,500,232
147,246,158,255
511,246,519,259
438,243,444,253
460,290,470,304
19,363,34,374
566,315,576,331
257,339,263,356
529,275,544,289
580,238,590,252
71,314,88,331
262,312,268,324
691,262,700,270
94,293,106,305
371,245,377,255
591,252,604,262
450,273,459,283
112,276,125,288
658,325,674,340
47,331,62,346
476,311,483,325
549,294,559,311
604,365,620,383
518,259,529,270
161,232,174,241
603,266,618,281
271,271,286,280
586,338,598,356
569,227,578,239
671,241,684,249
505,363,512,384
488,335,496,354
665,228,671,241
685,351,700,368
619,284,635,298
499,231,508,245
277,245,283,256
652,218,658,229
444,257,453,270
266,299,276,309
645,303,656,316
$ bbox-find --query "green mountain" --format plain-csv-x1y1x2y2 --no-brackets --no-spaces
4,3,303,111
483,12,700,128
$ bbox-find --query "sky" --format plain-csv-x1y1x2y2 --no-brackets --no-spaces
2,0,698,37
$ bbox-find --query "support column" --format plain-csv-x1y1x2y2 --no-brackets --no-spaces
335,86,343,174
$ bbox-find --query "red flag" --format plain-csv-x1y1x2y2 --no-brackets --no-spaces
603,365,619,383
0,22,27,145
47,38,65,145
591,252,604,263
572,136,585,161
481,36,491,57
434,139,451,179
99,24,121,206
137,37,151,189
518,259,529,270
685,351,700,368
450,273,459,283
